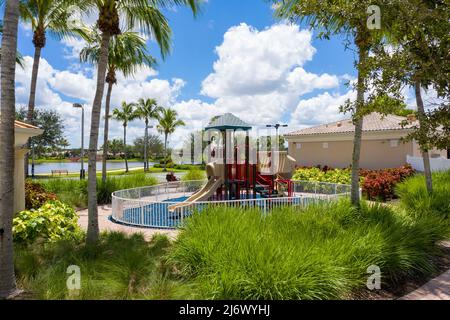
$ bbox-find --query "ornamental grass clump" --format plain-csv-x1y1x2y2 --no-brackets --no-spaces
168,199,449,300
396,170,450,219
14,232,174,300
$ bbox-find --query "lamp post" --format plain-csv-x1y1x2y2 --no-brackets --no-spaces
30,138,35,179
266,124,288,150
73,103,85,179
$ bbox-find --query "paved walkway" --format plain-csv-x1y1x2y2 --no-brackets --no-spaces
77,205,179,240
401,270,450,300
401,241,450,300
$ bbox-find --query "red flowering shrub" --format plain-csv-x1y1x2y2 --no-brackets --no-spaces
293,164,416,201
361,165,416,201
25,180,58,210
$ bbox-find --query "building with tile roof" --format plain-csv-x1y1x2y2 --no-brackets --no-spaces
285,113,448,170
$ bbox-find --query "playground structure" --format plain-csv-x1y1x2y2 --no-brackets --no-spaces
168,113,297,212
111,113,352,229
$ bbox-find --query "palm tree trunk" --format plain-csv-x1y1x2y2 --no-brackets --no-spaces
86,32,111,245
27,46,41,122
0,0,20,299
163,133,168,172
102,81,113,183
415,80,433,193
144,118,148,172
24,45,42,177
124,124,129,173
350,44,368,206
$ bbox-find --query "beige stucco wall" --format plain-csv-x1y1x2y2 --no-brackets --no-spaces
412,140,447,158
14,148,28,213
14,128,43,213
287,131,416,170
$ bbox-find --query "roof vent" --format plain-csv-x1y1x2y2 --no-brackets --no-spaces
337,121,342,127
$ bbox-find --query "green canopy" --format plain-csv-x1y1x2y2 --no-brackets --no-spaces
205,113,252,131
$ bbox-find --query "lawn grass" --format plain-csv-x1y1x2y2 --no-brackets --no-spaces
38,173,158,208
33,158,148,164
34,166,188,178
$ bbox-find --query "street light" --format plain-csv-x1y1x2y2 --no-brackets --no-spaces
73,103,85,180
266,124,288,150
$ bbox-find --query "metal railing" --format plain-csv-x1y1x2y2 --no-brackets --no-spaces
111,180,351,229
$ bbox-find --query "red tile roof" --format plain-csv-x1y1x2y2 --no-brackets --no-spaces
14,120,40,130
286,113,416,137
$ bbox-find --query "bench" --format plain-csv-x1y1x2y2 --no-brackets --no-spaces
51,170,69,176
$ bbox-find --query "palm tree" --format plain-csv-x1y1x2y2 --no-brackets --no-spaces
135,98,163,172
19,0,84,123
83,0,200,245
275,0,386,206
0,21,24,67
19,0,86,177
157,108,185,172
112,102,138,173
81,30,156,183
0,0,20,299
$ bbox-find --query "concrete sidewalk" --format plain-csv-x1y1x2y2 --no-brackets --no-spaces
401,270,450,300
77,205,178,240
401,241,450,300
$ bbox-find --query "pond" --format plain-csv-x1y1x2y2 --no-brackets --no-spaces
30,161,150,175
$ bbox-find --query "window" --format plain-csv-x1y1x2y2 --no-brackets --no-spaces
296,143,302,150
322,142,329,149
390,139,399,147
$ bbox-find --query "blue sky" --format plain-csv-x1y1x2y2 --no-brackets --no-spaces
13,0,365,148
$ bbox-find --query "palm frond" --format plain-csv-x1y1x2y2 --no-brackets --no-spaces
156,108,185,135
80,28,156,78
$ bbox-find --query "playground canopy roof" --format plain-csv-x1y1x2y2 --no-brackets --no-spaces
205,113,252,131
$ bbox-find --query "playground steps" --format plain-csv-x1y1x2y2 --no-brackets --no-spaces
255,184,281,198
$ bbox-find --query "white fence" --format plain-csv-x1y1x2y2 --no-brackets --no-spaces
111,180,351,229
407,155,450,172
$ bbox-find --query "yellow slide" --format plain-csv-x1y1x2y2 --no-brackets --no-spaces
168,177,223,212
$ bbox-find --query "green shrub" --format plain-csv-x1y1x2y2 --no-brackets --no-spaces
174,164,205,170
97,173,158,204
181,168,206,182
154,162,175,169
13,200,82,244
292,167,354,185
396,170,450,218
25,180,58,210
168,200,449,300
